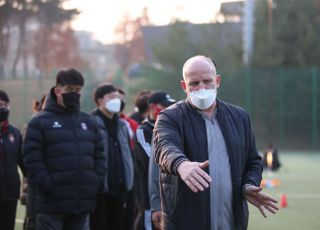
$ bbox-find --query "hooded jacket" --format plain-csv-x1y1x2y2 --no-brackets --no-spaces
153,99,262,230
23,88,105,214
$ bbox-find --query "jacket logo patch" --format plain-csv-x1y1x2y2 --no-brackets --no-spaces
9,134,15,142
52,121,62,128
81,122,87,130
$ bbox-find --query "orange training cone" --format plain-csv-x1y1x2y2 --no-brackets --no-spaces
280,194,288,208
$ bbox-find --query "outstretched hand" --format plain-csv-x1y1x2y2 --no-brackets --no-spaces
244,185,279,218
177,160,212,193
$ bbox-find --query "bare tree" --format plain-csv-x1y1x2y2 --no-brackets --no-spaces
0,0,80,79
0,2,13,79
113,7,150,80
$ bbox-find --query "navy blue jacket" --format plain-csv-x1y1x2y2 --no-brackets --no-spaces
153,99,262,230
23,88,105,214
0,124,24,201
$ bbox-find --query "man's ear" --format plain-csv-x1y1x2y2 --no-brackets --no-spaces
97,98,104,107
215,75,221,88
180,80,187,92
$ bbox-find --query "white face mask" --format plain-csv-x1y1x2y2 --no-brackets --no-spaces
189,88,217,110
105,98,121,113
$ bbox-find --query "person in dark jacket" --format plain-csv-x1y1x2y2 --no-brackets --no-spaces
90,83,134,230
118,88,139,150
22,94,47,230
134,91,175,230
262,144,281,171
23,68,105,230
117,88,139,230
0,90,25,230
153,55,278,230
130,90,152,124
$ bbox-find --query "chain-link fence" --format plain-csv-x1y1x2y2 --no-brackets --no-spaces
1,67,319,150
220,67,319,150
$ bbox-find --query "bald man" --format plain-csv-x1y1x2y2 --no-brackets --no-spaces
153,55,278,230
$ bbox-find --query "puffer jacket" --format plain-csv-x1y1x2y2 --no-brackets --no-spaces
153,99,262,230
23,88,105,214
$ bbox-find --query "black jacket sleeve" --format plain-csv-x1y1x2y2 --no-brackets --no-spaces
242,112,262,187
153,111,188,176
92,119,106,190
134,128,151,209
23,117,54,193
148,146,161,211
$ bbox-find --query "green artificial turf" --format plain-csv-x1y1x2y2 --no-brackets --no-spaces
14,152,320,230
248,152,320,230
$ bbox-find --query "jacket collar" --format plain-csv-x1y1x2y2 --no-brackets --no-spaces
44,87,79,115
184,98,222,117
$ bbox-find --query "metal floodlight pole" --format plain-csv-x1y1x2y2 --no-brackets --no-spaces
243,0,254,116
268,0,273,36
311,67,318,148
268,0,273,65
243,0,254,67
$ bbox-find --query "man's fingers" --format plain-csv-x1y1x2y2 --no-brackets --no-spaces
264,194,278,203
199,160,209,169
258,192,278,207
264,205,277,214
194,182,205,191
189,177,205,192
261,198,279,215
265,200,279,211
180,161,212,192
258,206,267,218
193,173,210,189
245,187,279,217
185,180,199,193
197,168,212,183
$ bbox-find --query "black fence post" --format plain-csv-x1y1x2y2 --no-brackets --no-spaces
311,67,318,148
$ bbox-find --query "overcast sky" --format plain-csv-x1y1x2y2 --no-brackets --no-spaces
63,0,235,44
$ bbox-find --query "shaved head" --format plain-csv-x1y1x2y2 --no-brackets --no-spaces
182,55,217,81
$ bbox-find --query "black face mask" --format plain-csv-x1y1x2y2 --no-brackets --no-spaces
0,108,9,122
62,92,80,111
120,100,126,113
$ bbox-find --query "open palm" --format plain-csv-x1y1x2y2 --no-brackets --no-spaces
244,185,279,218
